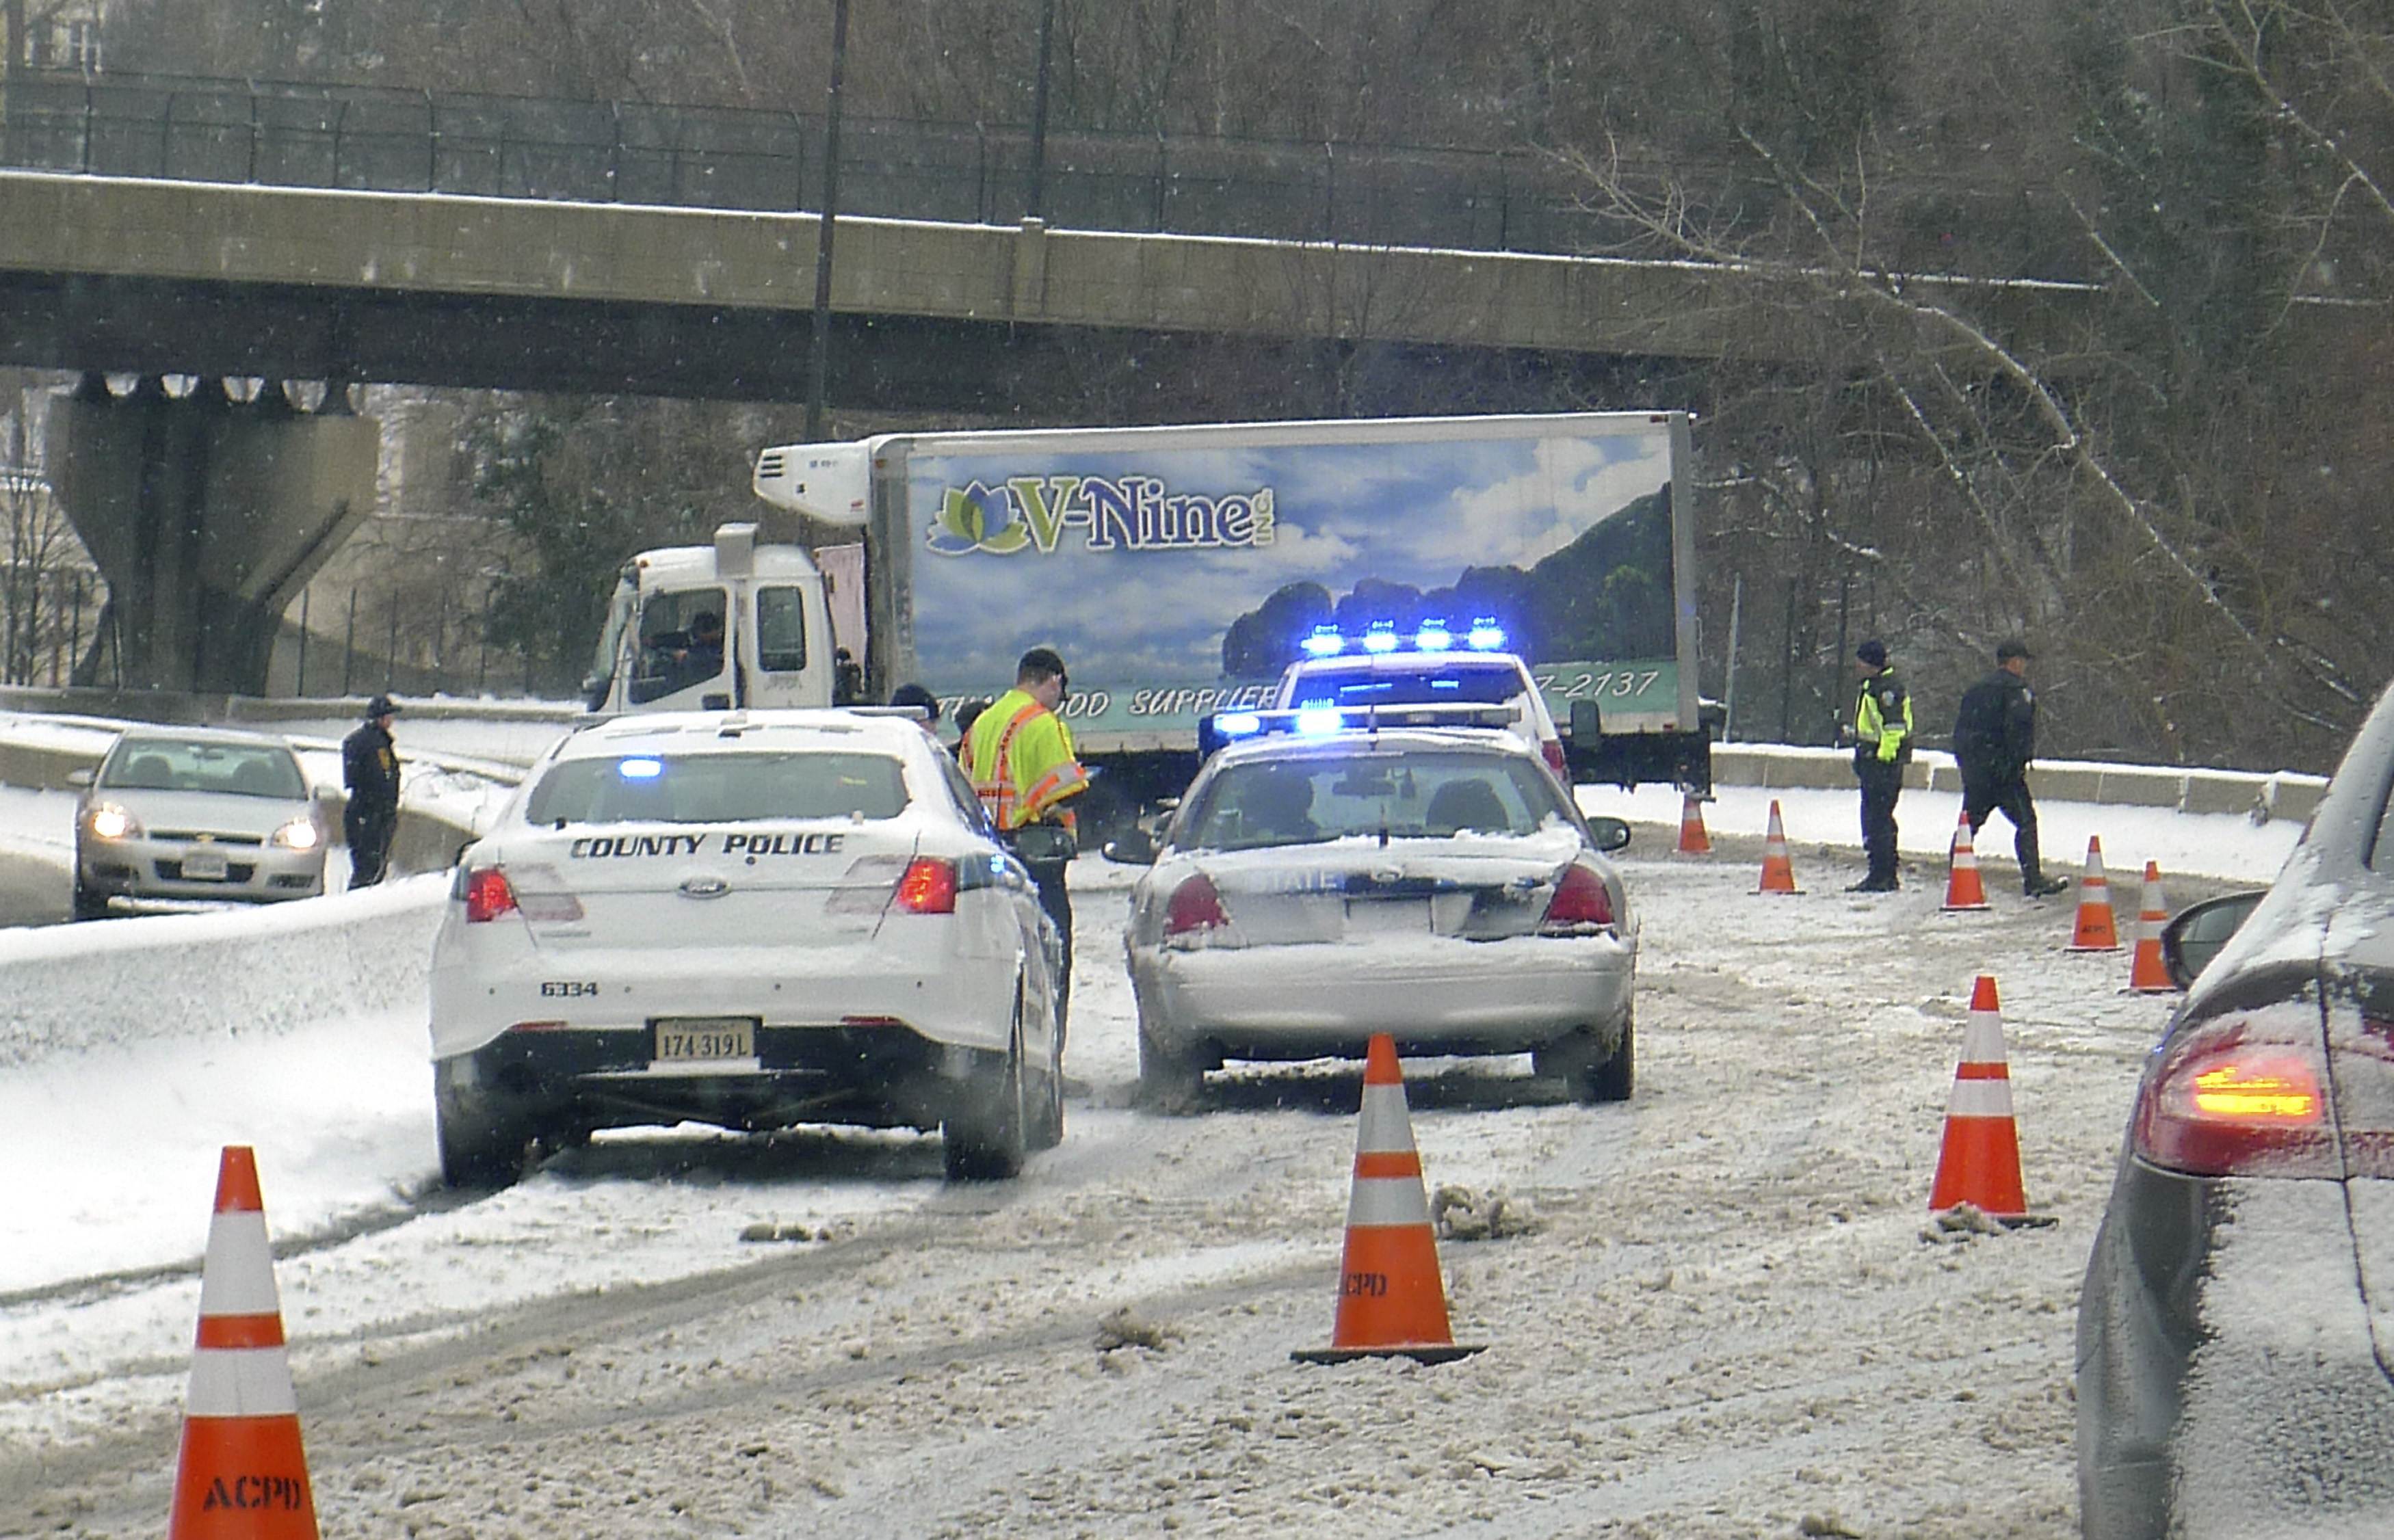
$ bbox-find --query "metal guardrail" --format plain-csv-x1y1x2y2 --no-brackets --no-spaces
0,68,2093,279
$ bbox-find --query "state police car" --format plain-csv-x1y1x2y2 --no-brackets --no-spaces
427,709,1064,1187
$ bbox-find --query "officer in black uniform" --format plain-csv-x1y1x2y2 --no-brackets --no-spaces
1953,639,2071,897
341,695,403,888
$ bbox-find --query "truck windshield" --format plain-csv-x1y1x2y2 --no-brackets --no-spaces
627,587,731,706
525,752,909,825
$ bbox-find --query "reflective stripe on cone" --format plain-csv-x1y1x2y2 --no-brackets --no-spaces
1929,976,2031,1220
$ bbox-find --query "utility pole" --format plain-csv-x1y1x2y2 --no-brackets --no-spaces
1025,0,1057,220
804,0,852,442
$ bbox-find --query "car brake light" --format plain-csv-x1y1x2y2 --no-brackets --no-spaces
1164,872,1228,936
895,857,958,914
464,867,518,923
1540,864,1614,932
1542,740,1569,780
2132,1006,2337,1178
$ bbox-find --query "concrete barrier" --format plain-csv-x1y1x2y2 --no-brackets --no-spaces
1708,742,2327,825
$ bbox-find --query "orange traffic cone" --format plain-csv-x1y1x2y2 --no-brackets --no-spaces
1676,791,1712,855
1929,975,2029,1221
1293,1035,1485,1365
1757,799,1802,894
2066,836,2122,952
1942,809,1991,912
2128,861,2176,992
170,1147,318,1540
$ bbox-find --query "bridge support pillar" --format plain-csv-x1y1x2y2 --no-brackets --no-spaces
49,375,379,693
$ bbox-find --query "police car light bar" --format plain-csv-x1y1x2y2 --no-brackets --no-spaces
1207,702,1519,745
1295,617,1507,659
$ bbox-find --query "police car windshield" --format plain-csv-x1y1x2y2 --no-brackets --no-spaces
526,751,909,826
1182,748,1563,851
1294,661,1523,708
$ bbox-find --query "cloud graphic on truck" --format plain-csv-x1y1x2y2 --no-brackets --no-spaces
925,475,1276,556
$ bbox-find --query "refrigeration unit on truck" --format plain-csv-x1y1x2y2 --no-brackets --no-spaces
588,412,1713,840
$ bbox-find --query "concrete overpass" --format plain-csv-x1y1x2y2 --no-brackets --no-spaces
0,168,2099,695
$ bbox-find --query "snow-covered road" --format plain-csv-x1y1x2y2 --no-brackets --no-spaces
0,778,2287,1537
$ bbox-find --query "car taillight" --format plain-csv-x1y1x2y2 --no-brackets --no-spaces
1164,872,1228,937
1542,739,1569,780
2132,1005,2337,1178
895,857,958,914
463,867,519,923
1539,863,1614,932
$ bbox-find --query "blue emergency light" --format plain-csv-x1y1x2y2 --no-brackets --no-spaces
618,756,665,779
1295,617,1507,661
1213,711,1263,739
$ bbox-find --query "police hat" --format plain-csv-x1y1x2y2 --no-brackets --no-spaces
889,682,941,723
363,693,402,719
1855,639,1888,667
1995,638,2033,662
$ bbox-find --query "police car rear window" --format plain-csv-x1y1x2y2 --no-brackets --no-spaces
1181,748,1566,851
526,752,908,826
1293,663,1523,708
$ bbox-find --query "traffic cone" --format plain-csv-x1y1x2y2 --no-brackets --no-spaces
2128,861,2176,992
2066,836,2122,952
170,1147,318,1540
1929,976,2029,1221
1942,809,1990,912
1293,1034,1486,1366
1757,799,1802,894
1676,791,1712,855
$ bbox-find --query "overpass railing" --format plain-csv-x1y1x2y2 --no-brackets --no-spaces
0,68,2090,280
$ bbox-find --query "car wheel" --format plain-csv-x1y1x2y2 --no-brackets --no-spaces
70,879,111,921
944,1029,1027,1181
1029,989,1067,1152
434,1064,534,1190
1536,1013,1635,1104
1136,1011,1205,1115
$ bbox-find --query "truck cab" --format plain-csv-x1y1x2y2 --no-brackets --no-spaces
581,524,842,714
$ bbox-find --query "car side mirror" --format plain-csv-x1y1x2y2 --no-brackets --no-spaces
701,692,732,712
66,766,94,788
1569,699,1603,741
1584,814,1631,853
2161,890,2268,990
313,784,341,802
1104,828,1158,864
580,674,611,711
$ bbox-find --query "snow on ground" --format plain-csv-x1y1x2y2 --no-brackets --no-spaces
0,708,2324,1535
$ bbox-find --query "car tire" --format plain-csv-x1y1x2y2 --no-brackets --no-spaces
70,879,111,921
1027,984,1066,1152
434,1065,534,1191
944,1030,1027,1181
1536,1013,1635,1104
1136,1013,1205,1115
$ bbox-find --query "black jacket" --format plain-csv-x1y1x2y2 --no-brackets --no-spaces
342,720,402,816
1952,669,2036,785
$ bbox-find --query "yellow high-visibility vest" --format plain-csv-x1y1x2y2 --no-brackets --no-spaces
966,687,1089,831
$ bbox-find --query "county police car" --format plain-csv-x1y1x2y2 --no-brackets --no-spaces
1112,706,1636,1111
427,709,1064,1187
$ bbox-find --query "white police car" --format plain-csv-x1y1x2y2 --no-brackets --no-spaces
427,709,1064,1187
1114,704,1636,1111
1218,620,1569,782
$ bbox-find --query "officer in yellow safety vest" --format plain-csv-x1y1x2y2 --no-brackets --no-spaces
966,647,1089,1035
1845,637,1915,892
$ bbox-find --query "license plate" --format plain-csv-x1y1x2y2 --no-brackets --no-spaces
181,848,228,881
1344,898,1430,935
653,1018,757,1063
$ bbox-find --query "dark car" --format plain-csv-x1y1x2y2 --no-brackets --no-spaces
2077,678,2394,1537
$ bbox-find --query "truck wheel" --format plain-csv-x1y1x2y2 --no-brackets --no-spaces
1536,1013,1635,1104
434,1064,534,1190
944,1034,1027,1180
1136,1013,1205,1115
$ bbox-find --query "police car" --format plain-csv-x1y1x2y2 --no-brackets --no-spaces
1210,620,1569,782
427,709,1064,1187
1112,704,1636,1111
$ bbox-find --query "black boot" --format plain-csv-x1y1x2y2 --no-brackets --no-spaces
1847,873,1899,893
2025,873,2070,897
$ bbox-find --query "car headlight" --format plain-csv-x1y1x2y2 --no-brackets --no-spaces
87,804,142,840
271,817,321,851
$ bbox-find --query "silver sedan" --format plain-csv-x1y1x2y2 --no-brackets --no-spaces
72,728,331,918
1112,725,1637,1111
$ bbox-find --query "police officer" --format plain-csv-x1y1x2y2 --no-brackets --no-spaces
341,694,402,888
1845,639,1912,892
966,648,1088,1037
1954,639,2072,897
